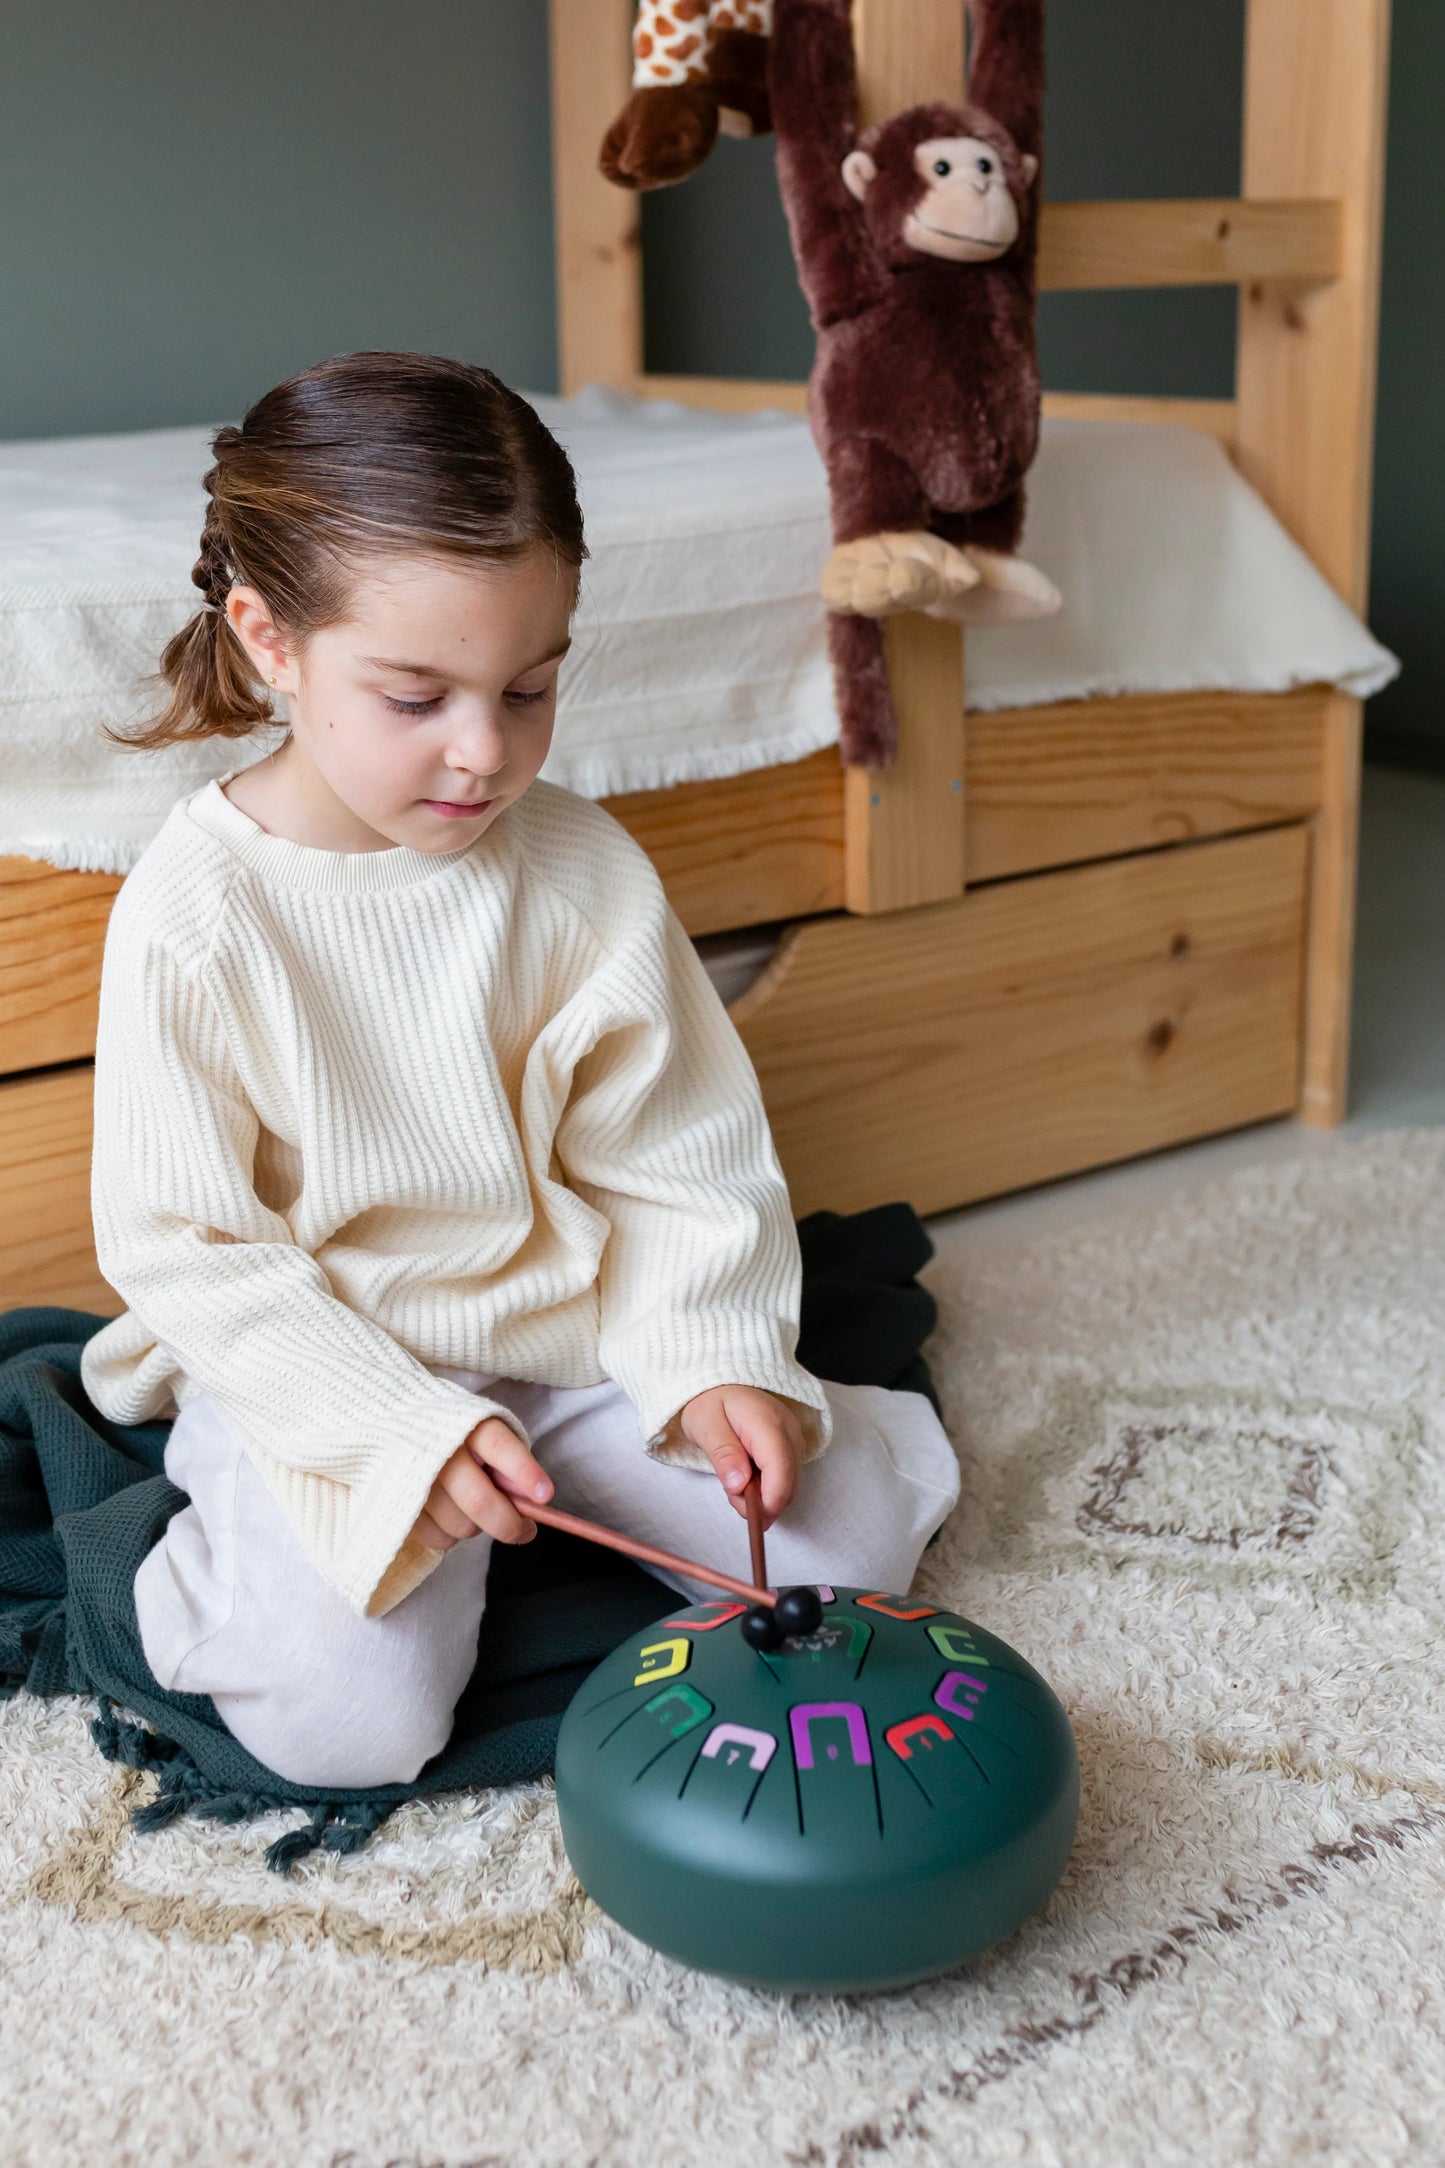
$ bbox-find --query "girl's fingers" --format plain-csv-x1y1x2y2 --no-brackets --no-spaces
684,1397,756,1518
423,1486,482,1543
758,1431,802,1520
444,1451,535,1545
469,1417,553,1506
411,1508,458,1552
728,1402,804,1521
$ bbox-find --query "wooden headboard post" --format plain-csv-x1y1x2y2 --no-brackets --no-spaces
546,0,970,918
548,0,641,392
1237,0,1392,1125
840,0,969,916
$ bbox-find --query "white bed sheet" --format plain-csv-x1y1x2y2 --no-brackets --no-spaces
0,382,1398,876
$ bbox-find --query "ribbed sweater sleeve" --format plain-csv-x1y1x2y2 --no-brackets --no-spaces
87,931,530,1619
550,857,833,1473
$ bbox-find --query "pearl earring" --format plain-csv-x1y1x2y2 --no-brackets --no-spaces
269,676,277,686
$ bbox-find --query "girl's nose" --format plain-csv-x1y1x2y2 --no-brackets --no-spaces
447,712,509,776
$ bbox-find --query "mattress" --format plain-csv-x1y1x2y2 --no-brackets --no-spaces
0,382,1398,878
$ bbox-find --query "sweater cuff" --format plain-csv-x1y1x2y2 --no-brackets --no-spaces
336,1390,533,1619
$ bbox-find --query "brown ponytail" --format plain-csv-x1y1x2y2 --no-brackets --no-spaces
104,352,588,754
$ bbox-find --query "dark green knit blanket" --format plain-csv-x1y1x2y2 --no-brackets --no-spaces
0,1203,942,1871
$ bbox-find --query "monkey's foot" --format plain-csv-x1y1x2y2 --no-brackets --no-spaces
923,548,1063,627
822,531,981,618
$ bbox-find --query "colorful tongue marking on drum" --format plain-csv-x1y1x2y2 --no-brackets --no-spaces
632,1635,693,1688
934,1670,990,1722
603,1600,1024,1822
665,1599,748,1632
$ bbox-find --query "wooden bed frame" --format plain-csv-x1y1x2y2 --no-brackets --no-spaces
0,0,1390,1313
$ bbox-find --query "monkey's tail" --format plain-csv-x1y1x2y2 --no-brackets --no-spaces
827,611,898,769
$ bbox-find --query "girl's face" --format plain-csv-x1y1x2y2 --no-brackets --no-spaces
225,543,577,853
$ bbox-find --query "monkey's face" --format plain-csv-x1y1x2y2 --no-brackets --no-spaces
843,109,1038,267
908,136,1032,260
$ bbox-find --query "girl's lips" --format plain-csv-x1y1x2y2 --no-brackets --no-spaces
424,797,493,817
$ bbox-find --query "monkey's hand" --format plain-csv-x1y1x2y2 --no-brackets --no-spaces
821,530,982,617
599,83,720,191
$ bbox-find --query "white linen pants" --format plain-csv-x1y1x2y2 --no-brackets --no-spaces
133,1366,961,1790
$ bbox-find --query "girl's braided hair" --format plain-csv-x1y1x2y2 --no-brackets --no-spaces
105,350,588,752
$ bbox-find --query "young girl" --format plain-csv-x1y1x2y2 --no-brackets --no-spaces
81,350,961,1791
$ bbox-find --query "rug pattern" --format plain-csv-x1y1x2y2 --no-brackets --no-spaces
7,1129,1445,2167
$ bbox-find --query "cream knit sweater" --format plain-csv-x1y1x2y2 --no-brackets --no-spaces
81,770,832,1620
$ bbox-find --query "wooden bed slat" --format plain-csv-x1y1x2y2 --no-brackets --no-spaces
1039,393,1236,449
964,686,1328,883
1039,197,1341,291
730,823,1309,1219
0,1067,112,1312
0,856,122,1071
638,375,1240,444
599,751,844,936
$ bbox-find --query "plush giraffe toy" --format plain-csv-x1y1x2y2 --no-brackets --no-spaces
600,1,774,190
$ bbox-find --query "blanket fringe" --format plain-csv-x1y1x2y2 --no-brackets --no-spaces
88,1694,396,1872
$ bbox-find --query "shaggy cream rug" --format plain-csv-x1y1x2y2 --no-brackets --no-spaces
6,1127,1445,2167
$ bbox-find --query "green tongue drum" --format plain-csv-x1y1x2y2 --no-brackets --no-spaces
555,1588,1079,1995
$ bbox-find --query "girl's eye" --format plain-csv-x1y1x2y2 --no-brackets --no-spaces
383,694,444,716
506,686,552,707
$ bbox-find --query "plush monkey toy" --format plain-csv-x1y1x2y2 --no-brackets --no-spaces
601,2,774,191
771,0,1061,768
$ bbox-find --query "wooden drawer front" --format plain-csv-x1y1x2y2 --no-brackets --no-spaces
0,1064,118,1313
965,687,1326,884
732,824,1308,1219
0,856,122,1078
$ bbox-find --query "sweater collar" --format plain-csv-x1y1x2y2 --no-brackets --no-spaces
185,772,480,894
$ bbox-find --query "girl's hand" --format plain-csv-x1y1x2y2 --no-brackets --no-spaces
678,1384,805,1529
409,1415,553,1552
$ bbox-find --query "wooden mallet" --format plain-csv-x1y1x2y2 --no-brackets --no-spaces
508,1471,821,1644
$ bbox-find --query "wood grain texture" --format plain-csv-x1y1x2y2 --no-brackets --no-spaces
1236,0,1391,608
730,825,1310,1218
1236,0,1391,1126
638,375,1239,448
548,0,641,394
841,0,969,913
1039,392,1237,448
1040,198,1341,291
0,856,122,1077
852,0,966,114
1300,692,1363,1127
964,686,1327,882
601,751,845,934
0,1066,115,1313
843,615,967,914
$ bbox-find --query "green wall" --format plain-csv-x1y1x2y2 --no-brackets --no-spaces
0,1,1434,758
0,0,559,438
